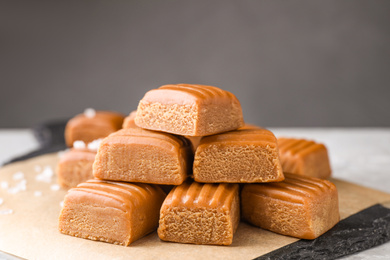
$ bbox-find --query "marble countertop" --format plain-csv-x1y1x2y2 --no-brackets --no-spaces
0,128,389,259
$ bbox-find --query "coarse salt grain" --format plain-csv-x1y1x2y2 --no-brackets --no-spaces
50,184,60,191
13,171,25,181
7,187,20,194
35,165,54,183
34,191,42,197
87,139,102,151
0,198,3,205
0,181,8,189
84,108,96,118
34,165,42,172
0,209,13,215
60,201,64,207
57,149,69,158
73,140,86,149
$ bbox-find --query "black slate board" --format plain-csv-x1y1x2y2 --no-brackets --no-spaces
2,120,390,260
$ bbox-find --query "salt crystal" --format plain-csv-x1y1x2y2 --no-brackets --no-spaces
87,139,102,151
34,191,42,197
0,209,13,215
73,140,86,149
17,179,27,191
7,187,20,194
57,149,69,158
13,171,25,181
84,108,96,118
34,165,42,173
35,165,54,183
50,184,60,191
0,181,8,189
0,198,3,205
60,201,64,207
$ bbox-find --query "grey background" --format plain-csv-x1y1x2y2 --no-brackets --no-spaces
1,0,390,128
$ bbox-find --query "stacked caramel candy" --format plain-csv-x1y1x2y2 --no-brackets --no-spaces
59,84,339,246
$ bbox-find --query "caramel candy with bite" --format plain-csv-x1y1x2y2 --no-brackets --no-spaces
278,138,332,179
122,110,138,129
57,149,96,189
65,111,124,147
59,180,166,246
241,173,339,239
158,181,240,245
135,84,244,136
93,128,193,185
193,128,284,183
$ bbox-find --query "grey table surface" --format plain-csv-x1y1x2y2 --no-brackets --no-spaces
0,128,389,259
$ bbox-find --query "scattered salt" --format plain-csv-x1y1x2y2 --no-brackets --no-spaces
13,171,25,181
35,165,54,183
0,198,3,205
50,184,60,191
73,140,86,149
7,187,20,194
34,165,42,173
0,181,8,189
34,191,42,197
84,108,96,118
57,149,69,158
87,139,102,151
0,209,13,215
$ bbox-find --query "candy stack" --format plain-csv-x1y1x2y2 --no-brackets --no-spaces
58,84,339,246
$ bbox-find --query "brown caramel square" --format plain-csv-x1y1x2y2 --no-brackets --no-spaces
57,148,96,189
59,180,166,246
158,181,239,245
135,84,244,136
278,138,332,179
93,128,193,185
65,110,124,147
241,173,339,239
193,128,284,183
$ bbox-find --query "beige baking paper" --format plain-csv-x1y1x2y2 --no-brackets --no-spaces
1,153,390,260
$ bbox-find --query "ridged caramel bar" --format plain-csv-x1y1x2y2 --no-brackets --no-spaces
93,128,193,185
57,149,96,189
122,110,138,129
59,180,166,246
193,128,284,183
135,84,244,136
278,138,332,179
241,173,339,239
65,111,124,147
158,181,240,245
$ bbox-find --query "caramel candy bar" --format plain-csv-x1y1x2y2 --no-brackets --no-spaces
65,110,124,147
57,149,96,189
135,84,244,136
122,110,138,129
93,128,193,185
158,181,239,245
241,173,339,239
59,180,166,246
278,138,332,179
193,128,284,183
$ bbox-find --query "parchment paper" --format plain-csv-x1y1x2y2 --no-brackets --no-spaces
1,153,390,260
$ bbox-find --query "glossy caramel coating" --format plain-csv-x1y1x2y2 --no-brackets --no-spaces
59,180,166,246
193,128,284,183
93,128,193,185
158,181,239,245
135,84,244,136
122,110,138,129
278,138,332,179
65,111,124,147
57,149,96,189
241,173,339,239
